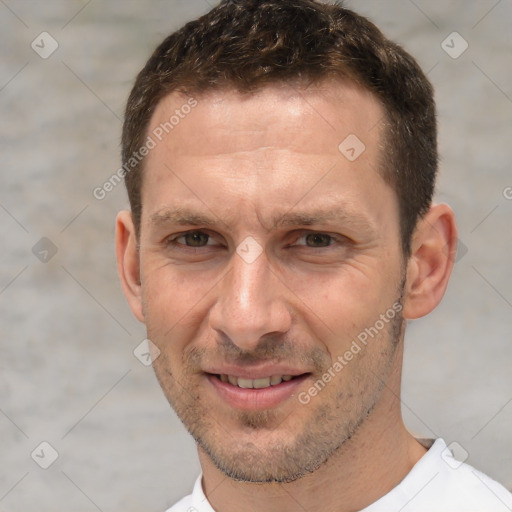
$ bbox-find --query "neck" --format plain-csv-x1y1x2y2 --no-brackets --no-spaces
199,348,427,512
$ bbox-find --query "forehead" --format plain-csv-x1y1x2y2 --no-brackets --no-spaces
147,80,384,160
141,80,396,235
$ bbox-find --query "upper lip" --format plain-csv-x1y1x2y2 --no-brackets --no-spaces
204,364,311,380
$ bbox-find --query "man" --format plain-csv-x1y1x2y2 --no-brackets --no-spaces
115,1,512,510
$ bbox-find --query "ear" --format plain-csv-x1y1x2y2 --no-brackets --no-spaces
115,210,145,323
402,203,458,320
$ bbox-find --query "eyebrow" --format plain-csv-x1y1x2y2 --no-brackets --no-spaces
149,208,220,228
149,206,375,234
272,208,374,231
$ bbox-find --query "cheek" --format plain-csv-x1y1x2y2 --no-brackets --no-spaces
286,265,402,364
141,262,214,349
285,266,387,332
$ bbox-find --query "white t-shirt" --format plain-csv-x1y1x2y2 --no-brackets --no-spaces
165,438,512,511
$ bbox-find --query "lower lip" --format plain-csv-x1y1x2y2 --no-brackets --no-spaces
206,374,309,410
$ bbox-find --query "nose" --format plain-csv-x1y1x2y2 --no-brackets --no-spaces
208,248,292,351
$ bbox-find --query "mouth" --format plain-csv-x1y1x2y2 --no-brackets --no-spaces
216,373,299,389
206,372,311,410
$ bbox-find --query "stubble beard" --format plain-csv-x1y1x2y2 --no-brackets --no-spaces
150,293,405,484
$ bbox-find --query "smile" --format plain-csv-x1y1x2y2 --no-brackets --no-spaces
207,372,311,410
216,374,295,389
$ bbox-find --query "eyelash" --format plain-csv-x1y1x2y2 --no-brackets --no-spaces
164,230,344,249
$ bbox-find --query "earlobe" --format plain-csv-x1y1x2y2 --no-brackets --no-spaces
402,204,458,320
115,210,145,323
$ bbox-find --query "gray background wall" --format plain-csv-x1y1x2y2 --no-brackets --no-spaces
1,1,511,511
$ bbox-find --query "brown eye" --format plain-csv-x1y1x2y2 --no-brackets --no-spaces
180,231,210,247
304,233,333,247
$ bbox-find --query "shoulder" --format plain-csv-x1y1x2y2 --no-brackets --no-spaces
432,447,512,510
364,438,512,511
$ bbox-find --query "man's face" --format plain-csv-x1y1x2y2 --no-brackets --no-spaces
137,82,406,482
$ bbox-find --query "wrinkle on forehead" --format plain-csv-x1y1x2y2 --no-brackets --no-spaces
147,79,384,159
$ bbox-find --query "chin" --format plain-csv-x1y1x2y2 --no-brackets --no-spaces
200,440,323,483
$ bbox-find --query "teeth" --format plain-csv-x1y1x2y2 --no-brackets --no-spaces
237,378,254,389
253,377,271,389
270,375,283,385
219,374,296,389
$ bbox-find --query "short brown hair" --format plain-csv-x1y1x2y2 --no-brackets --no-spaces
122,0,437,255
